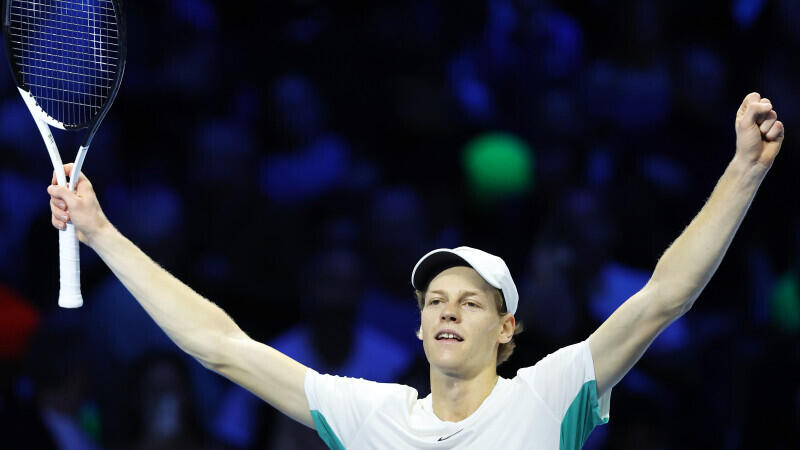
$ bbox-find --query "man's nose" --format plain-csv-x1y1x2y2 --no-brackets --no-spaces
441,305,460,322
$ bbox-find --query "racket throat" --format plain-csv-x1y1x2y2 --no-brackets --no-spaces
70,146,89,191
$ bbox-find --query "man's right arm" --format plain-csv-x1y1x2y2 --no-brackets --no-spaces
48,164,314,428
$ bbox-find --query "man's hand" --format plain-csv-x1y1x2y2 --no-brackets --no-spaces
47,163,110,245
735,92,785,170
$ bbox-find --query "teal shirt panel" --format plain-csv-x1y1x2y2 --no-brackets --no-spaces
559,380,609,450
311,410,346,450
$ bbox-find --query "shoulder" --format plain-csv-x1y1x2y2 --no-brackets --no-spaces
305,369,420,406
516,341,594,382
511,341,609,427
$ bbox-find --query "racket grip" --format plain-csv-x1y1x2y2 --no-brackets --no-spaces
57,222,83,308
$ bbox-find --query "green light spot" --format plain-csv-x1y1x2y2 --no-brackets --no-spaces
770,271,800,334
462,132,535,202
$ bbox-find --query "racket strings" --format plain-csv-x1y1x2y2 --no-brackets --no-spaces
8,0,121,128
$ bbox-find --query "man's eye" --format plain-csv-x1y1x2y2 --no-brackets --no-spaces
429,299,441,305
466,301,478,308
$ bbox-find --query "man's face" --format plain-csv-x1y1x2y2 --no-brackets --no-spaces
419,266,513,377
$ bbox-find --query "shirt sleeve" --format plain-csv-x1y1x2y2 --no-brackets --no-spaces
304,369,402,449
517,340,611,449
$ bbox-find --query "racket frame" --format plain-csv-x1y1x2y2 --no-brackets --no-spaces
2,0,127,308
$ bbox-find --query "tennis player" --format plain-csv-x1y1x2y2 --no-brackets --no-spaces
47,93,784,449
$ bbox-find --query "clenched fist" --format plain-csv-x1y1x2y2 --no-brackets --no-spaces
48,163,109,244
734,92,785,170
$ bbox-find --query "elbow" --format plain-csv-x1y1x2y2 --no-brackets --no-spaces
174,330,235,370
646,279,698,320
201,329,252,371
198,358,220,371
197,346,230,372
671,297,695,319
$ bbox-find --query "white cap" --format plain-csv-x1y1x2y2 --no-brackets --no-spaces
411,246,519,315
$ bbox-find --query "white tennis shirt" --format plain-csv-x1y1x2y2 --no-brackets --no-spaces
304,340,611,449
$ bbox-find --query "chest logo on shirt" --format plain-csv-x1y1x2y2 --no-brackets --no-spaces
437,429,464,441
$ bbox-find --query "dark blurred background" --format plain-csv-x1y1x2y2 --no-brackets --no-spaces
1,0,799,449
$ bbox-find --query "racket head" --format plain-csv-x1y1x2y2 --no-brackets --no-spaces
2,0,126,131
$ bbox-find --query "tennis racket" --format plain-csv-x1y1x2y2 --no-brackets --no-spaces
3,0,126,308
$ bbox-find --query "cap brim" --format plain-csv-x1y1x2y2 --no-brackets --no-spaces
412,250,470,291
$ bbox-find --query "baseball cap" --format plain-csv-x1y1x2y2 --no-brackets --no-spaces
411,246,519,315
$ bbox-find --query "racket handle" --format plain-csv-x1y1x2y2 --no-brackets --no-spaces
58,222,83,308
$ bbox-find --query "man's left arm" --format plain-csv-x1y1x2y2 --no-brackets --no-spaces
588,92,786,396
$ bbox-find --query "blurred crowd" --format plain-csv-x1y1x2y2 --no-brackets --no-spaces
1,0,799,449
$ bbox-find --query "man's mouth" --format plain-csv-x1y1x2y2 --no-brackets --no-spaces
435,331,464,341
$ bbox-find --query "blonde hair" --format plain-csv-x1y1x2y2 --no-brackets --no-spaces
414,287,523,366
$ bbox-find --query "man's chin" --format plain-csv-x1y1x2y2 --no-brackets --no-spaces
429,355,468,374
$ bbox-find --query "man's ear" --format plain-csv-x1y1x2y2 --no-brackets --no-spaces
498,314,515,344
416,327,423,341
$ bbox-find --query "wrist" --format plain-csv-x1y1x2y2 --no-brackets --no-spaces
730,153,770,181
85,218,114,249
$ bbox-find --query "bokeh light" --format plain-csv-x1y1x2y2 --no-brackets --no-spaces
461,132,535,202
771,271,800,334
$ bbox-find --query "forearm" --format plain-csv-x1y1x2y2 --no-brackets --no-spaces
650,156,768,313
87,224,243,365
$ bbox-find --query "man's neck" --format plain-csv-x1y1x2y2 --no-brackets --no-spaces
429,365,499,422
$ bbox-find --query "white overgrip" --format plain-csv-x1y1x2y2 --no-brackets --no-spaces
58,222,83,308
60,145,89,308
19,87,85,308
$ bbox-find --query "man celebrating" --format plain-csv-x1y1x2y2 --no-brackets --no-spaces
47,93,784,449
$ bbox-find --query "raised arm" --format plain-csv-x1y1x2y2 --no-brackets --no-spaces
588,92,785,396
47,165,314,428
